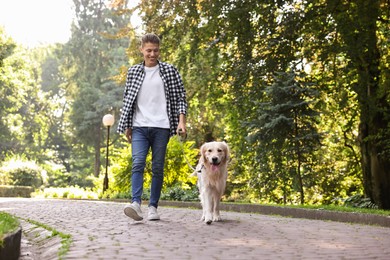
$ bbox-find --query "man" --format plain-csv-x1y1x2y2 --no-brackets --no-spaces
117,33,187,221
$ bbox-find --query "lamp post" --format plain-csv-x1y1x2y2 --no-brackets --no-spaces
102,114,114,193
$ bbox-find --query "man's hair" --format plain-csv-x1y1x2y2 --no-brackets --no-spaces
141,33,160,46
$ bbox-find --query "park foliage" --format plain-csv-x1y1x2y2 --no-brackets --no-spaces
0,0,389,209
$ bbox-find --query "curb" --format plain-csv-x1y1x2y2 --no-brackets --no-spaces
68,198,390,228
0,226,21,260
19,219,63,260
158,200,390,228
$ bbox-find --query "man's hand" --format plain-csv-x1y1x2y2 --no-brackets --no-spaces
125,128,132,143
177,125,186,136
177,114,187,138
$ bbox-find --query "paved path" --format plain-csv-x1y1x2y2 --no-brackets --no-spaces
1,198,390,260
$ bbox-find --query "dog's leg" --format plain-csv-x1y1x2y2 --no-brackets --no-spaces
213,175,226,222
197,174,206,221
212,195,222,222
200,191,205,221
203,189,213,224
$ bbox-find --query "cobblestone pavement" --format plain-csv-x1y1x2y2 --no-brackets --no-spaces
1,198,390,260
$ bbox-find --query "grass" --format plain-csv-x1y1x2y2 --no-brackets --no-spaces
230,202,390,216
23,218,72,260
285,204,390,216
0,212,20,247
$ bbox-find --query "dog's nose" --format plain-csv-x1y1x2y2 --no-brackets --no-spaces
212,157,218,164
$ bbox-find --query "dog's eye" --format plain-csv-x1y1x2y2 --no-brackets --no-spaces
208,149,212,152
217,149,222,152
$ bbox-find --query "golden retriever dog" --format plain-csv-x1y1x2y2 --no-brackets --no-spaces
192,141,230,224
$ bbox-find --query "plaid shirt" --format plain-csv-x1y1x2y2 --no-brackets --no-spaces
117,61,187,136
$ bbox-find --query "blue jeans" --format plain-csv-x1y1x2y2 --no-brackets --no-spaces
131,127,170,208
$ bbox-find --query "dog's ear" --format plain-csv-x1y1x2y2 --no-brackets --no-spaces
222,142,230,163
201,143,208,162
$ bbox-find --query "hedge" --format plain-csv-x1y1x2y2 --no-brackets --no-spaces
0,185,33,198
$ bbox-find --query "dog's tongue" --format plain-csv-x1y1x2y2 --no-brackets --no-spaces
211,164,219,172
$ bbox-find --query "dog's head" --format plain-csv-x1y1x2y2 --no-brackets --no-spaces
201,141,230,172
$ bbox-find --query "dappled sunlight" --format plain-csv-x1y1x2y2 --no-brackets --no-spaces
216,238,272,248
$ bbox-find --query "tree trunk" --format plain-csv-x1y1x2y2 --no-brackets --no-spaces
297,152,304,205
94,127,101,177
359,69,390,209
359,109,390,209
370,146,390,209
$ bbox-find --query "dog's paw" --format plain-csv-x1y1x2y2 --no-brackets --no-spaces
213,215,222,222
204,214,213,224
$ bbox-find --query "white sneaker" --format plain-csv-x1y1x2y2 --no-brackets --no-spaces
147,206,160,221
124,202,143,221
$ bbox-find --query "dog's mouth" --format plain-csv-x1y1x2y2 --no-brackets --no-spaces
210,161,221,172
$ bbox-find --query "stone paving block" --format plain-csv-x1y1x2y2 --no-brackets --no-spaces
0,198,390,259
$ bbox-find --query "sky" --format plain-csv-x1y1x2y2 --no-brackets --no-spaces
0,0,140,48
0,0,74,47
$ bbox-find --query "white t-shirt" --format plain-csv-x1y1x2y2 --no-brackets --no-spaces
133,65,170,128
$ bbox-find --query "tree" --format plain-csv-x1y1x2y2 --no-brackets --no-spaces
247,72,321,204
39,44,73,173
0,27,17,160
323,0,390,208
64,0,130,177
0,28,52,162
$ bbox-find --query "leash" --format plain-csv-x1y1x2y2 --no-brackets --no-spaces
178,129,196,172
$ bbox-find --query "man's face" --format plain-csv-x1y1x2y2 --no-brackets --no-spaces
140,42,160,67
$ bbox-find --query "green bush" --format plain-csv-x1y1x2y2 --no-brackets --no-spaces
0,157,44,188
0,169,10,186
0,185,34,198
9,166,42,188
32,186,99,200
343,194,378,209
110,136,198,194
99,185,199,202
161,184,199,201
